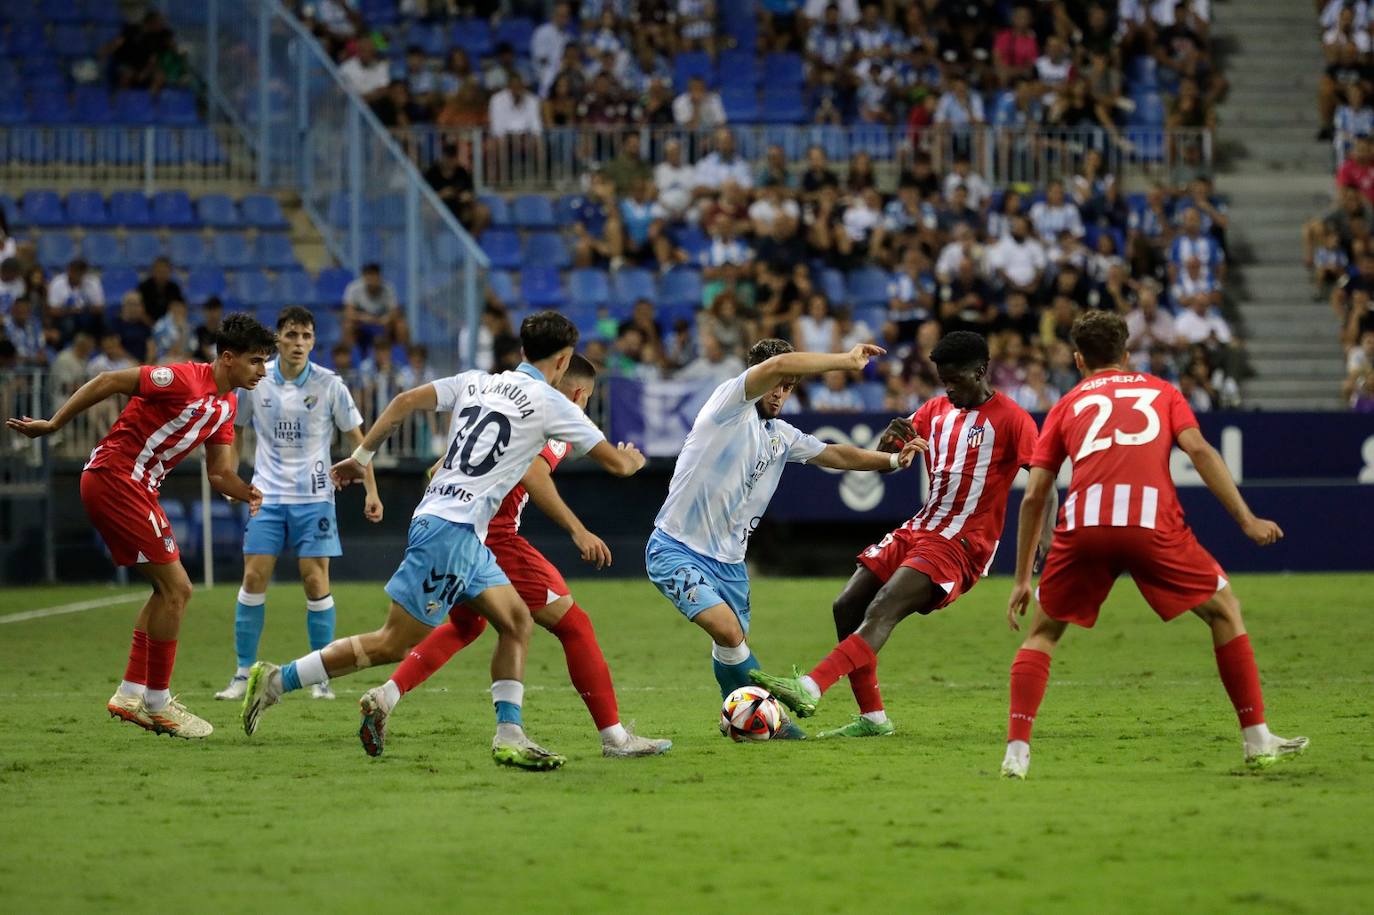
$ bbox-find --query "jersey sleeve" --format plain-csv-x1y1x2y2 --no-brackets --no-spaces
1166,382,1200,440
234,387,254,427
331,376,364,431
542,389,606,456
1030,400,1068,472
137,363,196,402
540,439,570,472
430,372,471,413
705,371,761,424
206,393,237,446
781,423,826,464
1015,407,1039,468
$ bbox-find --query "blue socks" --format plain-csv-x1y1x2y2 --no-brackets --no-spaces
306,594,336,652
234,589,267,670
491,679,525,727
712,641,761,699
281,661,302,692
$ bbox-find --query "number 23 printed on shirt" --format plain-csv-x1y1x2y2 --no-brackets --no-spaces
1073,388,1161,461
442,406,512,476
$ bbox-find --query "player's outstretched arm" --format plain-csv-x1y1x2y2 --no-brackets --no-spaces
585,440,646,478
1177,427,1283,546
522,456,613,569
332,383,439,487
742,344,886,399
5,367,140,438
343,426,384,522
205,442,263,516
810,437,926,472
1008,466,1057,631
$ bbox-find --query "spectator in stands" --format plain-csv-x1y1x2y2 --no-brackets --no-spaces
571,172,620,267
1334,83,1374,156
136,256,184,324
806,4,855,71
540,72,580,129
933,76,987,138
1168,207,1225,283
1350,369,1374,412
755,144,793,190
805,184,850,267
835,304,875,351
991,288,1039,344
488,72,544,136
47,259,105,342
794,293,837,353
576,71,635,126
51,331,96,395
840,187,888,267
404,46,439,109
1047,78,1127,152
1336,137,1374,205
90,330,135,375
1046,339,1079,392
673,76,727,130
1029,179,1085,243
1178,362,1214,413
152,298,192,361
107,11,173,91
1176,175,1229,246
943,154,991,212
1125,283,1176,369
1167,77,1216,131
4,296,45,366
532,2,576,95
1084,49,1125,115
1040,294,1079,347
603,132,652,197
854,58,897,124
192,296,223,362
676,332,744,385
1318,2,1368,139
438,48,477,97
984,215,1046,297
425,142,489,236
338,37,390,105
607,325,646,377
372,80,433,129
484,41,536,94
993,5,1039,87
0,258,24,315
1035,34,1076,103
620,178,683,269
694,129,753,193
343,263,408,350
1344,287,1374,347
1313,225,1351,301
1173,291,1239,397
1008,359,1059,412
1344,328,1374,396
109,291,154,364
302,0,359,58
436,78,491,131
640,77,677,126
654,138,695,221
0,211,15,262
799,144,840,203
811,371,863,412
396,344,437,390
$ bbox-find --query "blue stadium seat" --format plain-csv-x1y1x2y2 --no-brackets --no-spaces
818,268,846,305
28,88,71,124
0,95,27,125
857,382,886,412
761,89,805,125
81,231,122,269
70,86,112,125
37,233,77,271
313,309,343,346
407,21,447,57
151,190,195,228
673,224,709,262
612,268,656,309
232,270,274,306
186,266,227,301
65,189,109,226
717,49,759,88
488,270,518,306
157,89,199,126
451,18,492,57
846,267,891,308
254,233,298,270
569,268,610,308
554,194,580,227
722,89,759,122
212,232,253,270
359,0,398,26
480,194,511,227
240,194,289,230
523,232,571,270
112,90,155,125
494,17,534,50
519,266,564,308
195,193,240,228
275,270,313,305
512,194,556,229
182,128,226,166
100,267,139,301
21,190,64,227
659,301,700,328
659,267,702,308
253,303,280,329
479,229,522,270
854,304,887,332
124,231,163,267
763,53,803,87
168,233,211,269
8,22,50,56
190,499,246,557
314,267,354,305
674,51,714,92
51,23,93,57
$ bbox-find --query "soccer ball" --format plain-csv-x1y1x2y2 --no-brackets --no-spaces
721,685,781,742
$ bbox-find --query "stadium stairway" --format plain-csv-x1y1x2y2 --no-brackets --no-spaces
1214,0,1347,409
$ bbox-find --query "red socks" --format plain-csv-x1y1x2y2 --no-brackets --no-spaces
1007,648,1051,743
551,605,619,730
808,634,877,695
122,629,149,686
392,608,487,694
146,637,178,692
1214,634,1265,728
847,664,884,714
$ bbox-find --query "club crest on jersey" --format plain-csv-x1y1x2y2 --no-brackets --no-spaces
163,536,175,553
150,366,174,387
966,425,985,448
303,394,318,410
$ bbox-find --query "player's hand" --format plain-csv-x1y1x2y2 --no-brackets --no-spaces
617,441,647,474
364,494,384,523
1242,516,1283,546
331,457,366,489
844,343,886,372
896,438,924,469
1006,580,1033,631
6,416,56,439
246,486,264,517
572,528,613,570
877,417,916,452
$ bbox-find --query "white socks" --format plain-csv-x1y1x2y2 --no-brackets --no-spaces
799,675,822,700
294,650,328,689
234,666,252,679
599,723,629,746
491,679,524,706
144,688,170,711
1005,739,1030,764
711,640,751,665
861,710,888,725
1243,723,1273,753
379,679,401,712
118,680,145,699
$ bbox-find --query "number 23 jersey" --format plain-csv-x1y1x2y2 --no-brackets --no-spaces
416,365,605,540
1032,371,1199,535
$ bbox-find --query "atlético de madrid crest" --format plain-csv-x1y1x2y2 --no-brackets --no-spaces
966,426,985,448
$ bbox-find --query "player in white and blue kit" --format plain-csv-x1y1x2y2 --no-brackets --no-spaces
241,312,647,769
216,307,384,702
647,339,919,737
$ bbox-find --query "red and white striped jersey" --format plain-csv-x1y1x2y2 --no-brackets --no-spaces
902,391,1039,572
1032,371,1199,534
485,439,569,541
84,363,237,492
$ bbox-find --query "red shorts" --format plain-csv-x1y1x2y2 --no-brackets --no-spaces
80,469,179,567
453,534,568,618
1036,526,1227,629
857,526,982,611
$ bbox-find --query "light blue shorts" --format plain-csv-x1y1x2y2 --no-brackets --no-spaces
385,515,510,627
243,502,341,558
645,529,751,634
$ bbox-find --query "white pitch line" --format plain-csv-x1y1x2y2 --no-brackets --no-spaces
0,592,148,625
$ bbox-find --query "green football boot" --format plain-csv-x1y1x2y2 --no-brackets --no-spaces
816,716,895,739
748,667,818,718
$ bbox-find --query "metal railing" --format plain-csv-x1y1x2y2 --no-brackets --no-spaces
0,126,257,192
401,125,1213,193
161,0,487,373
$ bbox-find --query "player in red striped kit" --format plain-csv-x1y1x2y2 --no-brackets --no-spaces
353,354,671,758
998,311,1307,776
751,332,1041,737
6,314,277,738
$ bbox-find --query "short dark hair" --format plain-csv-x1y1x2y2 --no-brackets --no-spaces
564,352,597,382
362,262,381,274
1070,310,1128,370
276,305,315,331
204,295,223,311
930,330,989,368
747,337,794,367
215,312,278,355
520,310,579,361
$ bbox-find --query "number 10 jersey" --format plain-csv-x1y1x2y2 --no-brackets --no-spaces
415,364,606,540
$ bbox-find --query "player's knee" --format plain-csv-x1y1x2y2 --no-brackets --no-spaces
490,606,533,642
301,571,329,599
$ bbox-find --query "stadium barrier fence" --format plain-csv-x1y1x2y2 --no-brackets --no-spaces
0,126,257,192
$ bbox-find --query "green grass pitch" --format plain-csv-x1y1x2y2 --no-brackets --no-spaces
1,573,1371,913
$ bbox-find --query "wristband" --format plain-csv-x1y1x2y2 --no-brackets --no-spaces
889,452,901,470
351,445,376,467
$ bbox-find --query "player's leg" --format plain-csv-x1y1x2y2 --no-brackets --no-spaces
215,551,278,700
1001,605,1069,779
1191,586,1309,768
817,566,892,738
299,557,337,699
130,559,212,738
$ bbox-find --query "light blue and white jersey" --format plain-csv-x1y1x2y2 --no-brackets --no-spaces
655,371,826,564
238,360,362,504
416,363,605,540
